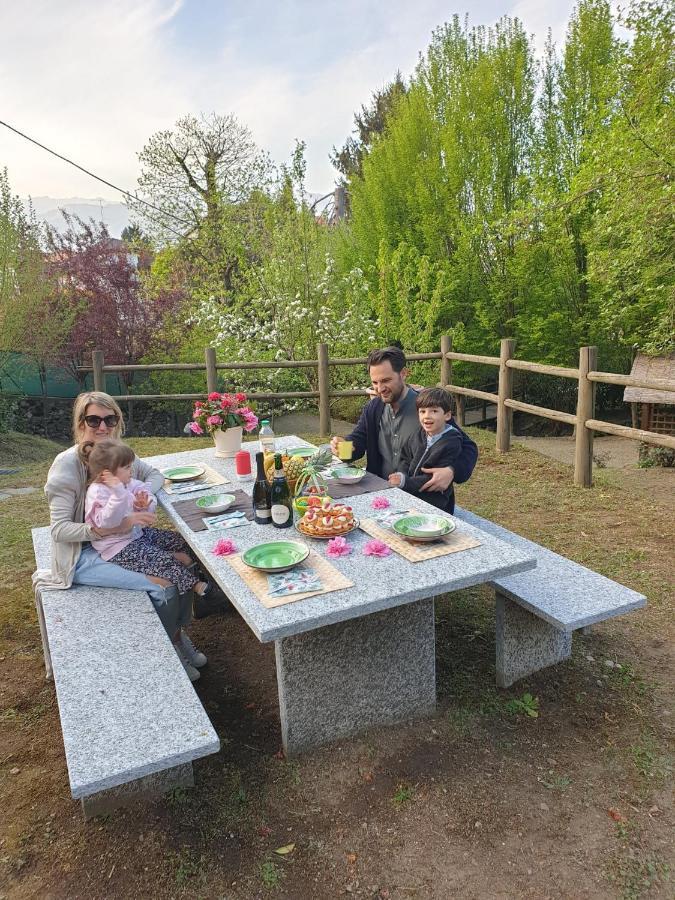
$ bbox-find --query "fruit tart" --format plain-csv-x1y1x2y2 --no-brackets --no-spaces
297,497,356,538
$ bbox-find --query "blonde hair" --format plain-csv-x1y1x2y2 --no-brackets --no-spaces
79,439,135,481
72,391,125,443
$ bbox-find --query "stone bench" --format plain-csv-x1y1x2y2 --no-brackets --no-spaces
31,526,220,818
453,508,647,688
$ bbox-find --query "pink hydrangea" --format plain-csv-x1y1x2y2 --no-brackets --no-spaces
208,391,221,401
235,392,247,403
371,495,391,510
363,539,391,558
189,421,204,435
212,538,237,556
220,395,234,409
326,536,352,558
207,415,222,427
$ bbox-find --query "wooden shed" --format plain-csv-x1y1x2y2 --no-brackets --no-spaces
624,353,675,435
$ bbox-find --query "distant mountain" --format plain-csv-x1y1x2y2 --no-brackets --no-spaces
27,196,130,237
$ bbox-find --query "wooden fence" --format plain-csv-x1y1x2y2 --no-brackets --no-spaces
82,339,675,488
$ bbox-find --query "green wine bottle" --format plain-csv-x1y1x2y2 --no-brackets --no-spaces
252,451,272,525
270,453,293,528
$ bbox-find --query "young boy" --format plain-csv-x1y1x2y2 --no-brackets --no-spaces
388,387,477,513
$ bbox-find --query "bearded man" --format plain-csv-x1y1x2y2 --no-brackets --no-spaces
330,346,478,493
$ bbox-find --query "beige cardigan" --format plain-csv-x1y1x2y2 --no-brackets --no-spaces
32,445,164,592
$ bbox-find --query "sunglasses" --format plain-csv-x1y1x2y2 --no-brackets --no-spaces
83,414,119,428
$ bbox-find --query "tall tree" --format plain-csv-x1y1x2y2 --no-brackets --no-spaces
130,113,271,298
583,0,674,355
331,72,408,183
0,169,73,409
46,217,184,391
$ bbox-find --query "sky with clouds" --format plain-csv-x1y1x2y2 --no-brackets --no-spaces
1,0,583,201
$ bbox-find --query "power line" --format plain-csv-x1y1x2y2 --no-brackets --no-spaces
0,119,192,236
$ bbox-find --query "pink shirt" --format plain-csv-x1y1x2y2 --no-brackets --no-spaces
85,478,157,561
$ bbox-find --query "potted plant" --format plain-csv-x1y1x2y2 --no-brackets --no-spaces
189,392,258,457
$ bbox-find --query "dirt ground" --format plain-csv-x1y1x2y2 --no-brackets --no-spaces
0,430,672,899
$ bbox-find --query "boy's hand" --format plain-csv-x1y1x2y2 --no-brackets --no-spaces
133,490,152,510
100,469,122,489
388,473,402,486
420,466,454,491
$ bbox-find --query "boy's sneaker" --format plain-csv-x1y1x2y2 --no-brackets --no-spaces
174,643,200,682
180,630,207,668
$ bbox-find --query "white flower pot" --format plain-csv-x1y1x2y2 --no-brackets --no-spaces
213,426,243,458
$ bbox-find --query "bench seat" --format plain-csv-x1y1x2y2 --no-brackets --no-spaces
32,526,220,818
453,509,647,687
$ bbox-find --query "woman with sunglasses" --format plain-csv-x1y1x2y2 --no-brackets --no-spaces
33,391,206,681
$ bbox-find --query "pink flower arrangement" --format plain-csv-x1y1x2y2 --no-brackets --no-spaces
363,539,391,557
190,391,259,435
371,495,391,510
326,536,353,558
212,538,237,556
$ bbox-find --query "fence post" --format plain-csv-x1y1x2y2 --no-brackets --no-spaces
317,342,331,436
205,347,217,394
496,338,515,453
440,334,451,388
574,345,597,487
455,396,465,427
92,350,105,392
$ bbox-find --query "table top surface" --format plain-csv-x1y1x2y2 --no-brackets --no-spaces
144,436,536,643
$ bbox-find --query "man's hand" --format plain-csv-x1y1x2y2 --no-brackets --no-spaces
419,466,455,492
388,473,403,486
133,489,152,511
99,469,122,489
330,435,343,455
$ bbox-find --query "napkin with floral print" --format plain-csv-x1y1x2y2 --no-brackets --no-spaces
369,507,410,528
266,567,323,597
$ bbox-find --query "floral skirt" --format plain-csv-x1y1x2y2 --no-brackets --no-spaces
111,527,198,595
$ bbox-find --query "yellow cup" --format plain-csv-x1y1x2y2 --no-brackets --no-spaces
338,440,353,461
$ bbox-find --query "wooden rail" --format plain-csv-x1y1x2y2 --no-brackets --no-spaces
83,338,675,488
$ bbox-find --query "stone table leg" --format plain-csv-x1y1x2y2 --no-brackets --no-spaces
495,591,572,688
275,599,436,755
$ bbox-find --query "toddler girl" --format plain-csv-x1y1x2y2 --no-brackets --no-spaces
82,439,211,680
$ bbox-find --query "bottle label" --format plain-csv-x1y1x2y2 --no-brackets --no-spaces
255,508,272,520
271,505,290,525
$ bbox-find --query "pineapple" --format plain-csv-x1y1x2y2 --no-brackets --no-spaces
293,447,332,498
263,447,332,496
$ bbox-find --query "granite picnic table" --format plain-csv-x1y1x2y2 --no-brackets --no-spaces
144,436,536,755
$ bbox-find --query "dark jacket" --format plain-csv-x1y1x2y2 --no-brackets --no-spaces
347,396,478,488
398,426,468,512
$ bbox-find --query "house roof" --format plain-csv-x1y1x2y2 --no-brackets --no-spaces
623,353,675,405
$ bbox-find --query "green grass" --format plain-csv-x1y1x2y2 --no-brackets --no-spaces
0,431,65,466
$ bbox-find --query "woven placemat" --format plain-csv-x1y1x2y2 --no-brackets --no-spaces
163,464,230,495
227,550,353,608
174,489,253,532
359,516,481,562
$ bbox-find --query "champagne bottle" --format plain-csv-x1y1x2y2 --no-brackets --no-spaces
252,451,272,525
270,452,293,528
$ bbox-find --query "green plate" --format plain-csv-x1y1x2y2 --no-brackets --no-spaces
242,541,310,573
286,447,315,458
161,465,205,482
392,514,455,542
